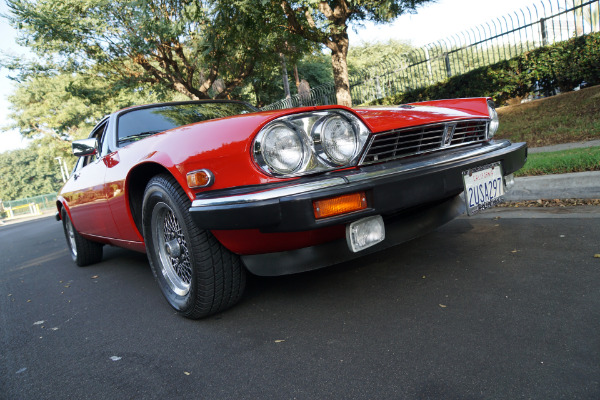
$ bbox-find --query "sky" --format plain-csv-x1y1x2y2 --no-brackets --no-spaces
0,0,540,153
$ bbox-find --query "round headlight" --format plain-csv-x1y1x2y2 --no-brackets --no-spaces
259,124,305,174
321,115,357,164
487,100,499,138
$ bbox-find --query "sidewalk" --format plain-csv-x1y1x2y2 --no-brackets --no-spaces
505,139,600,201
0,210,56,226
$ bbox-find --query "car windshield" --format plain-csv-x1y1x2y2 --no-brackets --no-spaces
117,101,257,145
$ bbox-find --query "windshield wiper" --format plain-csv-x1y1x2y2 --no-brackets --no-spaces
118,130,164,145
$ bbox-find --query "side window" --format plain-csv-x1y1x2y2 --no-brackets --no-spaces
81,121,108,168
73,156,86,174
101,123,112,156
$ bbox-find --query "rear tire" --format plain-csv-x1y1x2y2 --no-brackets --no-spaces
61,208,103,266
142,174,246,319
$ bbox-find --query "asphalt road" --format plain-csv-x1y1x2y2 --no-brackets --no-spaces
1,209,599,399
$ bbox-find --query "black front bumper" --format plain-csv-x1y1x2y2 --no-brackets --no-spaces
241,194,467,276
189,141,527,233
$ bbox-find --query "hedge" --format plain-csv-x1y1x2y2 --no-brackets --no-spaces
367,32,600,106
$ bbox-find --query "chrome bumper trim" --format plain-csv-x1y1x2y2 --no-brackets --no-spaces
191,140,514,209
192,178,347,207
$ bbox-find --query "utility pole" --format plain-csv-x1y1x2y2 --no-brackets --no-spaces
62,159,69,179
55,157,67,183
280,53,291,99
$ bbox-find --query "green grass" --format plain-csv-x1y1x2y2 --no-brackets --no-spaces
515,146,600,177
493,85,600,176
496,85,600,147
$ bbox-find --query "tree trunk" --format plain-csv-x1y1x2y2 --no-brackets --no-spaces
328,34,352,107
293,64,300,89
278,0,354,106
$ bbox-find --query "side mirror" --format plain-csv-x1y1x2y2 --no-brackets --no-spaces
72,138,99,157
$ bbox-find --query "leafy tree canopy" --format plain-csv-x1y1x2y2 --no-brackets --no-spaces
4,68,174,197
7,68,172,140
5,0,311,100
2,0,315,180
347,39,413,73
0,145,64,201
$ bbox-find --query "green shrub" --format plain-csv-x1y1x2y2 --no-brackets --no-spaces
368,32,600,106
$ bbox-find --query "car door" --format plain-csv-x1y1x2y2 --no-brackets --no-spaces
62,119,119,238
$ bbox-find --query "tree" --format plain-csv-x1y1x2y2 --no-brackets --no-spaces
3,67,176,196
3,0,318,159
1,70,173,201
0,146,64,200
296,53,333,88
347,39,413,73
7,69,170,141
5,0,308,101
277,0,435,106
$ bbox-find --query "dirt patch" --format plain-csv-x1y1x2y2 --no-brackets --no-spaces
500,199,600,208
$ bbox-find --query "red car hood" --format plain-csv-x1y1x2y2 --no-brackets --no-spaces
354,98,491,133
250,98,491,134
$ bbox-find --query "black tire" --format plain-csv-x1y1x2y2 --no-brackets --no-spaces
61,208,103,266
142,174,246,319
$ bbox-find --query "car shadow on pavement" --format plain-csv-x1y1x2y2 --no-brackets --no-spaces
242,218,477,306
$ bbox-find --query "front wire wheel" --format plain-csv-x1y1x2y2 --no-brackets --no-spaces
152,202,193,296
142,174,246,319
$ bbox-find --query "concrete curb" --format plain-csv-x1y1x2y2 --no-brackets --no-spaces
504,139,600,201
528,139,600,153
505,171,600,201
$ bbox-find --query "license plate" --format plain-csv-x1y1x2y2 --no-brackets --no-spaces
462,162,505,215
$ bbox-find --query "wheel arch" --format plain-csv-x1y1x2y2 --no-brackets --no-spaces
56,200,64,220
56,197,71,223
126,162,187,238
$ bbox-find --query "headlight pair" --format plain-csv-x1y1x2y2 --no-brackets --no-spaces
254,110,370,177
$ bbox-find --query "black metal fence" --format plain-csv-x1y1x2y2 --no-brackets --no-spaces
264,0,600,110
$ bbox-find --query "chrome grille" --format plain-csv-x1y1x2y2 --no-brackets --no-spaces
360,119,488,165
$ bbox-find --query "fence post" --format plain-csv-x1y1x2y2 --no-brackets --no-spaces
424,47,433,81
444,53,452,78
375,76,384,99
540,17,548,46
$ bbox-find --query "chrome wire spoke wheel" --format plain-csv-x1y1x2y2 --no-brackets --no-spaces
143,175,246,318
152,202,193,296
65,217,78,257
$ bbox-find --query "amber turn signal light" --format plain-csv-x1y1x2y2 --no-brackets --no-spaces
313,192,367,219
186,169,214,188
